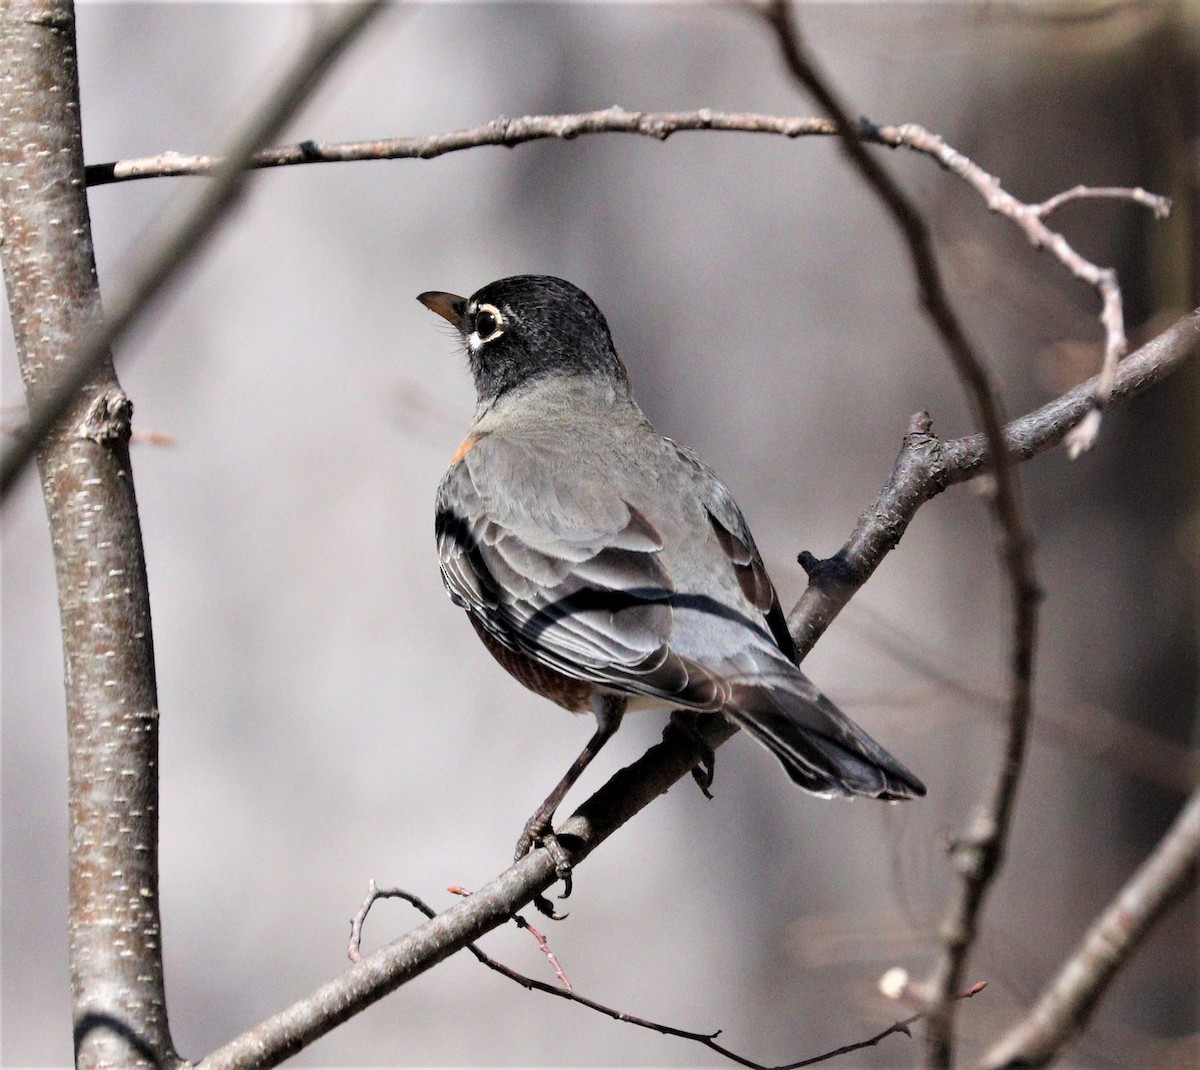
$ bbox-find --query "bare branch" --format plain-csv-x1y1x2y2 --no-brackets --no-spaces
787,307,1200,655
80,102,1165,462
980,788,1200,1069
0,0,386,500
342,881,988,1070
757,6,1042,1065
79,108,1172,236
83,108,839,184
81,103,1166,424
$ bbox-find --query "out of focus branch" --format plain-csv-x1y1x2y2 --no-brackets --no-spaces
758,5,1040,1066
0,1,385,500
980,788,1200,1069
786,308,1198,1065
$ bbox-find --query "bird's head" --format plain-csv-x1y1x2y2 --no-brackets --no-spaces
418,275,629,405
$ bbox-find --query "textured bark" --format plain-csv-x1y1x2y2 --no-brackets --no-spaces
0,1,177,1066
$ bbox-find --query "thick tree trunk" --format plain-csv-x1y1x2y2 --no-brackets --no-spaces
0,1,176,1066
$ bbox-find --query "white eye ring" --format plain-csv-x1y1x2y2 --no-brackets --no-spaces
469,303,505,349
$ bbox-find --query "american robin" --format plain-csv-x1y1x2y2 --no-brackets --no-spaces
419,275,924,897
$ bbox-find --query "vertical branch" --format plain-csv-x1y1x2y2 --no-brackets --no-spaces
0,1,177,1067
1,5,382,1064
759,5,1042,1066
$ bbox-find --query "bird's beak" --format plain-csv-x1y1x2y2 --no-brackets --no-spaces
417,291,469,334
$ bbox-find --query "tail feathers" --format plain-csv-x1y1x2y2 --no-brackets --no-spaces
725,671,925,801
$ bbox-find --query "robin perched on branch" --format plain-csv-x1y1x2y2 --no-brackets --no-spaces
419,275,924,902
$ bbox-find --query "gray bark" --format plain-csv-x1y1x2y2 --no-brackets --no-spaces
0,1,176,1066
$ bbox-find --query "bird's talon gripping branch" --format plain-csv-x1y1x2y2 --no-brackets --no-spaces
543,834,574,884
516,821,574,918
516,822,573,880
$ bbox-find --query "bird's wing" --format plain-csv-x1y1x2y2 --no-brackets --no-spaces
669,440,798,663
664,441,925,800
435,435,726,708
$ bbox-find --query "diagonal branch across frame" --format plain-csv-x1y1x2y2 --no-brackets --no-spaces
193,308,1200,1070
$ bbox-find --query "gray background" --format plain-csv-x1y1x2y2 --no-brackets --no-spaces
3,3,1196,1066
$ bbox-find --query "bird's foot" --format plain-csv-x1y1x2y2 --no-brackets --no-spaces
665,710,717,799
515,816,573,919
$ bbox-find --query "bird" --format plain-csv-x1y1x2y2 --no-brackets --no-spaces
418,275,924,903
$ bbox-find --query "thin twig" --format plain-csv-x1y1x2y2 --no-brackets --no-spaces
1032,183,1172,220
345,880,988,1070
446,883,573,989
81,106,1166,461
879,127,1161,455
980,788,1200,1069
0,1,386,500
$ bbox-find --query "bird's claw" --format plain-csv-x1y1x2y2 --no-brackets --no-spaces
516,818,574,919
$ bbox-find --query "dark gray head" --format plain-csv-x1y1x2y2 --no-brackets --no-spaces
418,275,629,404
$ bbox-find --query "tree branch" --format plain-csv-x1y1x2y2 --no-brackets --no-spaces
0,0,177,1065
190,309,1197,1070
757,6,1043,1065
980,787,1200,1069
78,107,1166,459
0,0,386,500
350,883,989,1070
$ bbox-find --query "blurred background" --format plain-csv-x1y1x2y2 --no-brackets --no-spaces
3,2,1197,1066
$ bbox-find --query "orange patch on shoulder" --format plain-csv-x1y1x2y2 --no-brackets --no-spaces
451,433,483,465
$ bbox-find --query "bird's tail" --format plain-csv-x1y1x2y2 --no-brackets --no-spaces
723,662,924,801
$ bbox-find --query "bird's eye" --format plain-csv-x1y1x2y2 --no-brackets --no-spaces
473,305,504,342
